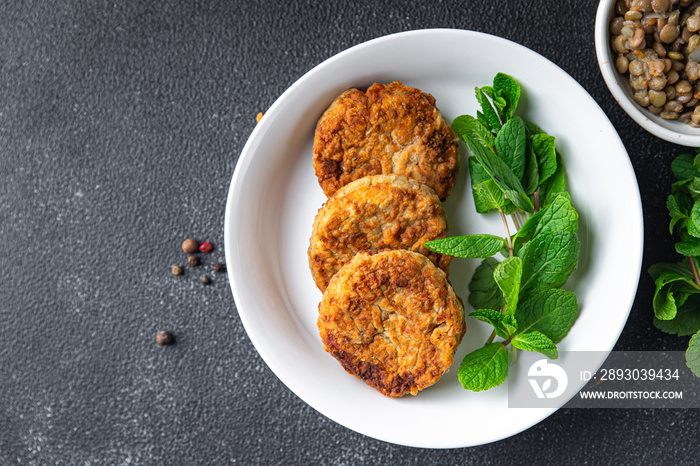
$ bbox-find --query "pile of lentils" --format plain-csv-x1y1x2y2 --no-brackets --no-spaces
610,0,700,125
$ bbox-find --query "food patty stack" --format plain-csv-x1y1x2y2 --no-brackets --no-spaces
308,81,466,397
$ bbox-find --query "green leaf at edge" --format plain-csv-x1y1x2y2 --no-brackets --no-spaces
514,288,578,343
424,234,505,259
686,330,700,377
469,309,517,340
468,257,505,312
493,72,521,121
475,86,502,132
511,331,559,359
494,256,523,315
458,342,511,392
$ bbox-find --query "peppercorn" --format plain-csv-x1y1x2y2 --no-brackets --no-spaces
182,238,198,254
156,331,173,346
199,241,213,253
213,262,225,273
187,255,199,267
201,276,211,285
171,265,183,275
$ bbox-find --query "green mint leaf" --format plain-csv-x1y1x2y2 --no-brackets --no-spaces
453,115,495,150
511,331,558,359
512,193,578,252
649,261,693,281
686,331,700,377
687,178,700,202
475,86,502,132
522,140,540,195
458,342,511,391
494,257,523,315
530,133,558,186
654,294,700,336
469,309,517,339
493,72,521,121
424,234,505,259
514,288,578,342
518,231,580,298
538,154,567,208
668,195,690,234
495,117,526,180
675,231,700,256
672,152,700,180
457,115,533,212
481,86,507,118
654,284,678,321
469,157,514,214
468,257,505,311
650,261,699,320
473,179,515,214
689,202,700,238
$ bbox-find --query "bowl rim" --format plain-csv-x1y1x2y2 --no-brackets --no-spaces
594,0,700,146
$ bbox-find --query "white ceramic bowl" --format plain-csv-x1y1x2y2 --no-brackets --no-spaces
595,0,700,146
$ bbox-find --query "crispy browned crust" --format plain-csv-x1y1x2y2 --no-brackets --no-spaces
308,174,451,291
312,81,459,201
317,250,466,398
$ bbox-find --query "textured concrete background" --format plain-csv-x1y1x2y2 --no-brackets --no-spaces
1,0,699,464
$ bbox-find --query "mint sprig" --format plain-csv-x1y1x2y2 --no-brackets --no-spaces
650,148,700,377
424,73,581,392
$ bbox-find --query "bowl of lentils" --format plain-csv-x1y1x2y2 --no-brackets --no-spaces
596,0,700,145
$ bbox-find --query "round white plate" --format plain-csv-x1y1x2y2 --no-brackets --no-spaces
224,29,643,448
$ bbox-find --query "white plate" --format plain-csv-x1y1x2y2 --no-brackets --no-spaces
224,29,643,448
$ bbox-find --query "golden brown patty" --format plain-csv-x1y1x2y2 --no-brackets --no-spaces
318,250,465,397
312,81,459,201
308,174,451,291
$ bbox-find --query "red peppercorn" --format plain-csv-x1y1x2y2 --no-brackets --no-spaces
199,241,213,253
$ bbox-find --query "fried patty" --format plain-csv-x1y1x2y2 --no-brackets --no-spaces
312,81,459,201
308,174,451,292
318,250,465,397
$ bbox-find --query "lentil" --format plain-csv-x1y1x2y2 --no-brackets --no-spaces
610,0,700,124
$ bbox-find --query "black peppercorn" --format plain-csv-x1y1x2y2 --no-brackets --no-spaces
213,262,225,273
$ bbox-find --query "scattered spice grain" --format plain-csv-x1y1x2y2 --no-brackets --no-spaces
187,255,200,267
199,241,213,253
201,276,211,285
213,261,225,273
171,265,183,275
156,331,173,346
182,238,198,254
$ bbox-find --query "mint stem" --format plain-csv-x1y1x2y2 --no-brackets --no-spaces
690,256,700,289
500,211,514,258
486,329,496,344
534,189,540,213
510,212,522,231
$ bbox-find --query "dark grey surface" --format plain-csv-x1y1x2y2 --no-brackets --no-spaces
2,0,700,464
